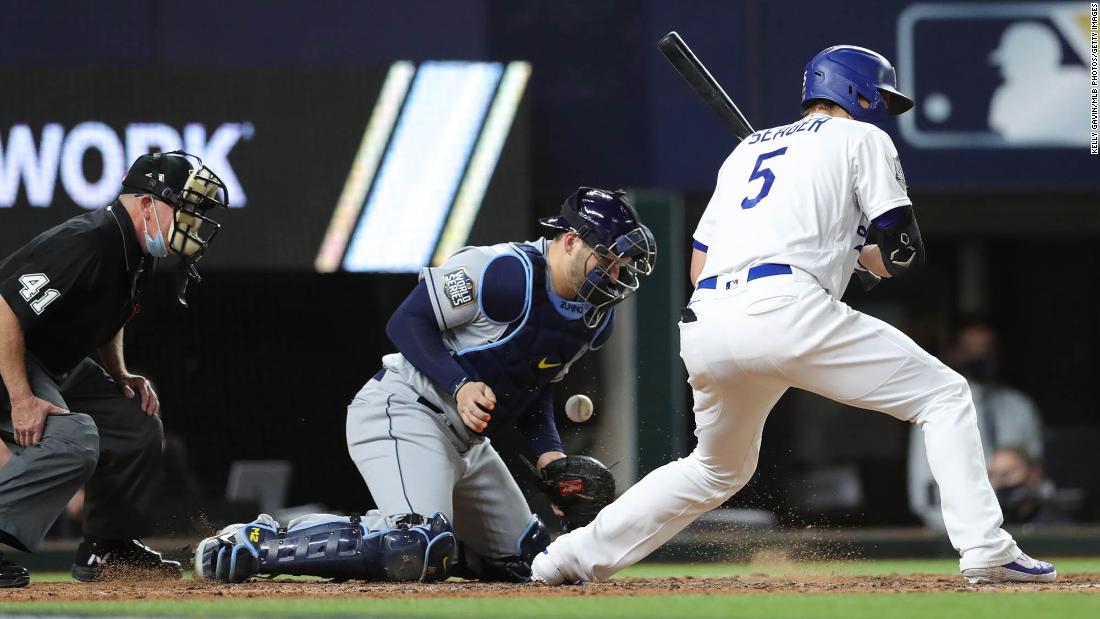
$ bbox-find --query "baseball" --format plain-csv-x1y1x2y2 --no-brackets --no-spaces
565,394,594,423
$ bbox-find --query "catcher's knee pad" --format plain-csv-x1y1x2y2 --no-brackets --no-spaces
197,512,455,583
419,512,458,582
371,513,456,582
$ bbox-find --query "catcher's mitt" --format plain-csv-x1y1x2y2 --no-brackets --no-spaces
539,455,615,530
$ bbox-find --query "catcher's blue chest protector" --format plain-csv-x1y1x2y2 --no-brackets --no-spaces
455,243,612,424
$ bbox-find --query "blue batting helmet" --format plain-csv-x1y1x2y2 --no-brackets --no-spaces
801,45,913,124
540,187,657,327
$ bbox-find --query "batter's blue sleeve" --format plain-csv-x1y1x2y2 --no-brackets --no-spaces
871,206,908,228
386,282,470,397
517,391,563,458
479,254,527,324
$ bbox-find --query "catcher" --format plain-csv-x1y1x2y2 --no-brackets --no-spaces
196,187,655,583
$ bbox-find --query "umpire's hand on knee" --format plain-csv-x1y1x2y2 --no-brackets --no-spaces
10,395,69,447
456,382,495,433
113,372,160,416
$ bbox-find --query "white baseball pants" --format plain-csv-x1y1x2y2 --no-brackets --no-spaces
545,267,1019,582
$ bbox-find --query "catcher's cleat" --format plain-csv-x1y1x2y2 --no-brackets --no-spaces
962,553,1056,584
192,536,220,580
71,539,182,582
193,515,280,582
193,521,248,580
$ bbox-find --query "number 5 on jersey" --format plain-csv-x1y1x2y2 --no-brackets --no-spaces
741,147,788,209
18,273,60,315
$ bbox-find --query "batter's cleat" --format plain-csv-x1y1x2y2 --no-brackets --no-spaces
962,553,1057,584
71,539,183,582
531,550,572,585
0,551,29,588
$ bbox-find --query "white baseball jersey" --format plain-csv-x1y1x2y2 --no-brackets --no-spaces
693,112,911,298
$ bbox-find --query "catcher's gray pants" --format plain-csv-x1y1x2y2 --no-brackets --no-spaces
346,370,531,559
0,356,164,552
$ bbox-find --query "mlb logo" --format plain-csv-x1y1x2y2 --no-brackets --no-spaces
897,2,1093,149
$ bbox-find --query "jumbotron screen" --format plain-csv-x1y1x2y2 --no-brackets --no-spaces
0,63,530,272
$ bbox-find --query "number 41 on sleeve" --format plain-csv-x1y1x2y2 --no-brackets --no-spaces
18,273,60,315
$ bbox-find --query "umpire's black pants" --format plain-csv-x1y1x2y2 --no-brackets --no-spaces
0,355,163,552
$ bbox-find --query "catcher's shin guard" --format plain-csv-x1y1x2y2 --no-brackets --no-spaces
194,514,281,581
420,512,457,582
195,512,455,583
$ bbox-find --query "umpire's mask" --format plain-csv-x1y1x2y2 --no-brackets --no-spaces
121,150,229,306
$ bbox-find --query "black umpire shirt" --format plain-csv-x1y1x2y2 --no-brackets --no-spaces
0,203,145,378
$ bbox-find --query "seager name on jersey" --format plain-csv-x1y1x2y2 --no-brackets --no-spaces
745,117,831,145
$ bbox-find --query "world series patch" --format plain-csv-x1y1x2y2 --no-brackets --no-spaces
894,156,907,191
443,268,475,308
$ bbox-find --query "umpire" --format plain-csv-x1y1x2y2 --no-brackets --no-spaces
0,151,228,587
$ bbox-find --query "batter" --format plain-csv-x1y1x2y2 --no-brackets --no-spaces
533,45,1055,586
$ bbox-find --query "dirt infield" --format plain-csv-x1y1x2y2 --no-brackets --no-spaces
3,573,1099,602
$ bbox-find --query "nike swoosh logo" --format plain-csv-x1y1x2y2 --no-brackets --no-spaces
538,357,562,369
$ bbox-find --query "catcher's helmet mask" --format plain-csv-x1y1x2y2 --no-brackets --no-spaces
801,45,913,124
540,187,657,328
121,150,230,306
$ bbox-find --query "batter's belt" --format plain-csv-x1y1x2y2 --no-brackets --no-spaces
696,262,792,290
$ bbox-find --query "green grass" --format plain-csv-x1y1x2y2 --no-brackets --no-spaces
20,557,1100,582
621,557,1100,578
4,593,1100,619
4,559,1099,618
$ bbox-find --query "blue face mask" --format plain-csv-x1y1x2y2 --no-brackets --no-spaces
143,200,170,258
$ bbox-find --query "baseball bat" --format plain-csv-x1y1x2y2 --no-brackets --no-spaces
656,31,755,141
656,31,881,291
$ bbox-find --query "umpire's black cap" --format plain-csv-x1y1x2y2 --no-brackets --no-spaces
120,151,196,207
